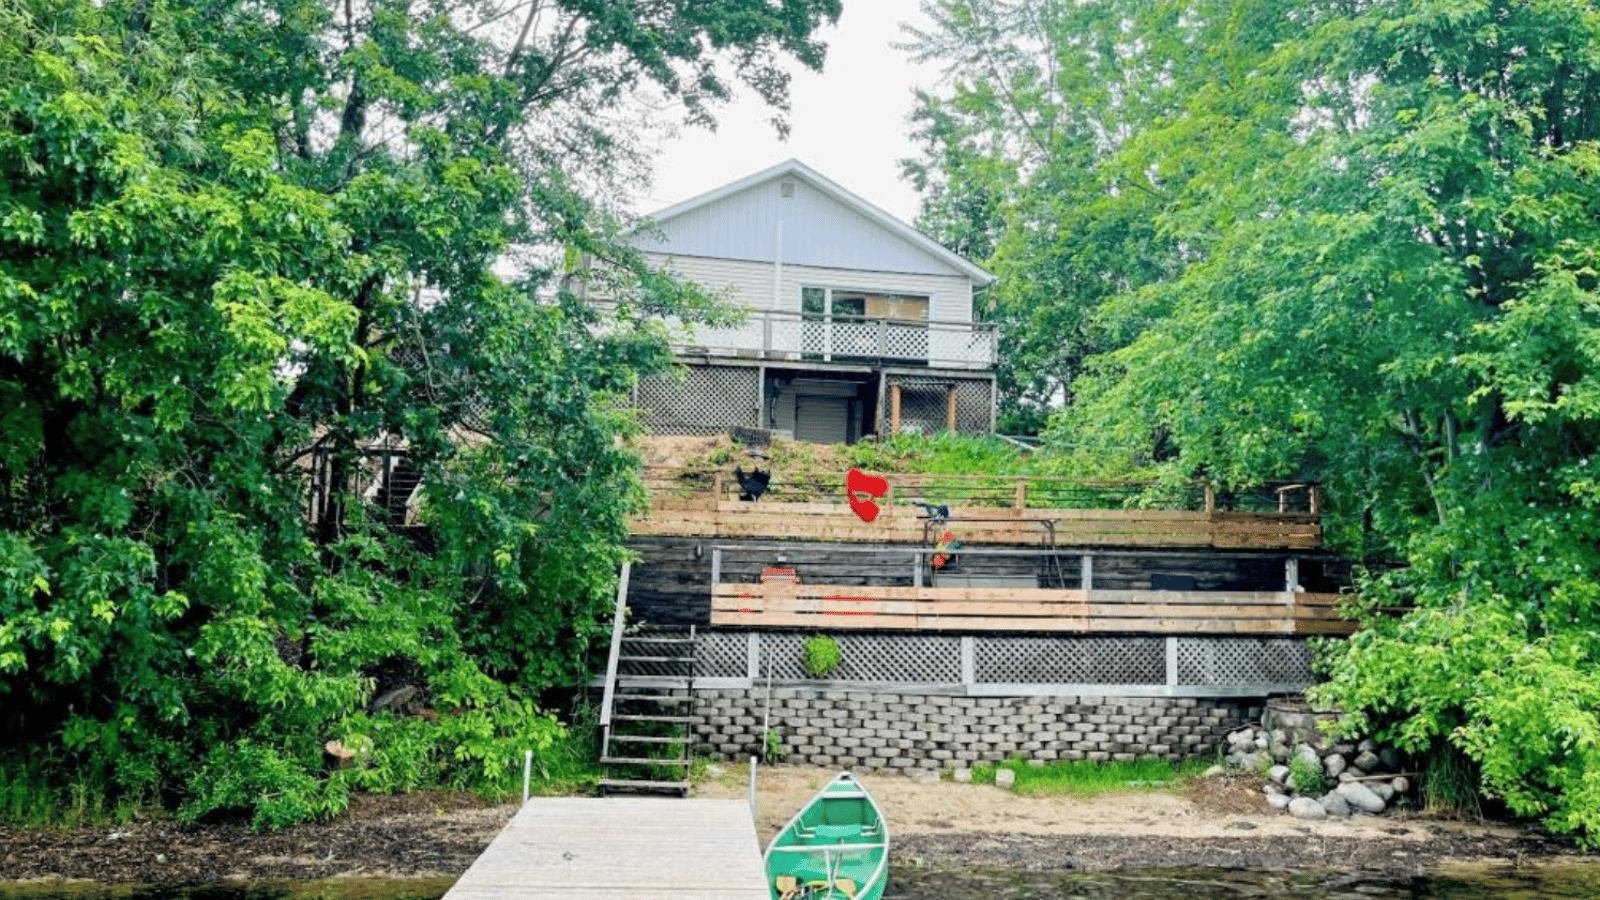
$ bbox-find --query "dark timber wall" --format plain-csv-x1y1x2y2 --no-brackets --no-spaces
625,537,1353,627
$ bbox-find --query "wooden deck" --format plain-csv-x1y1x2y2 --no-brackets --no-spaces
711,582,1354,635
443,797,768,900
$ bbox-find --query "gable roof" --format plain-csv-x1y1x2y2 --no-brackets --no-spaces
636,159,994,286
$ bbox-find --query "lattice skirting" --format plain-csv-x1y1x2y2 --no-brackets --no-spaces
636,365,760,435
693,632,1314,696
887,375,992,434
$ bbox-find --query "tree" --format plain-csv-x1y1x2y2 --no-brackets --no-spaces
908,0,1600,841
0,0,838,826
899,0,1265,435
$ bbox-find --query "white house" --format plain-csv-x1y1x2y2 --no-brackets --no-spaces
608,159,997,444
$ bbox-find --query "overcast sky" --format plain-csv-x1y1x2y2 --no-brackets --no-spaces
642,0,941,226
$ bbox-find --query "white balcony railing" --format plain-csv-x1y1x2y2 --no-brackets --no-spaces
662,308,997,369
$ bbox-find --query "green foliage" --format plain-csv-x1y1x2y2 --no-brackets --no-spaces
912,0,1600,845
800,635,842,678
1421,741,1482,820
0,0,836,828
1288,755,1324,796
968,757,1202,797
848,432,1028,477
762,727,784,765
0,749,143,828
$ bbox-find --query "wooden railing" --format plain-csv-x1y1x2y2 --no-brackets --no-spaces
710,583,1353,636
633,469,1322,550
590,303,1000,369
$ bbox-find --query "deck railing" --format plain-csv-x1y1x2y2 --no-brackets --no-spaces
703,545,1353,636
595,304,999,369
710,583,1351,636
633,469,1322,550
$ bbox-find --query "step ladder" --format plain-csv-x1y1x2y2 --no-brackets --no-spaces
598,564,696,797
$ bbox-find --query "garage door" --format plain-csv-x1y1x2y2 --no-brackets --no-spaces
794,395,849,444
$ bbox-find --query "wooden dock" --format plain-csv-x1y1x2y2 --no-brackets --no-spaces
443,797,769,900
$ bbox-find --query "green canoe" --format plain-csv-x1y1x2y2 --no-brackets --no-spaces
763,771,889,900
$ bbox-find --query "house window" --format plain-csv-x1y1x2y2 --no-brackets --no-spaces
801,286,930,362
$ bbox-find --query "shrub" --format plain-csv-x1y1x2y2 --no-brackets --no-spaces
802,635,842,677
1289,754,1325,795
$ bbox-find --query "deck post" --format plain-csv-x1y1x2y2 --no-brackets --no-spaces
875,371,887,437
1166,637,1180,689
946,387,958,432
890,383,902,435
1014,480,1027,512
913,550,923,588
711,546,722,591
960,637,976,689
1080,553,1094,590
1284,557,1300,628
756,365,766,429
746,632,761,681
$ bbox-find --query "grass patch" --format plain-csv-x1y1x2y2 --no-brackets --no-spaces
966,757,1210,798
0,751,144,829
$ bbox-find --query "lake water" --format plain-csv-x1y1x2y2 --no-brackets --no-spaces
2,865,1599,900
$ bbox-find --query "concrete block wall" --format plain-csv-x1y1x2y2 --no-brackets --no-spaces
693,687,1258,770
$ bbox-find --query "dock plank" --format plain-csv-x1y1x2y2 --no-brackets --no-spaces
443,798,767,899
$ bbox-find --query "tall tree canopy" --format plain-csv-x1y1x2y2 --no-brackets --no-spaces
908,0,1600,842
0,0,838,826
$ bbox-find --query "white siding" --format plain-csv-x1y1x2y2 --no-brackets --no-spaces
630,177,968,278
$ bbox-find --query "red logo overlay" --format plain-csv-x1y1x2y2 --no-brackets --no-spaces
846,468,889,522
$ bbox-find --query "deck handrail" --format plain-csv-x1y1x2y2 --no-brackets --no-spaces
639,467,1321,515
709,582,1353,636
593,302,1000,369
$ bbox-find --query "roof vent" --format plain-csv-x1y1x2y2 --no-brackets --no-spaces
779,181,795,199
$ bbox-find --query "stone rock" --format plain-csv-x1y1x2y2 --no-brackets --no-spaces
1370,781,1395,802
1238,751,1264,772
1391,776,1410,795
1332,742,1357,757
1358,738,1377,753
1262,781,1285,796
1337,781,1388,814
1338,771,1356,783
1203,764,1227,778
1266,792,1293,810
953,767,973,784
1268,764,1291,786
1288,796,1328,819
369,684,419,714
1324,753,1347,778
1320,792,1352,817
1352,750,1381,773
1380,747,1403,771
994,769,1016,790
1295,744,1322,770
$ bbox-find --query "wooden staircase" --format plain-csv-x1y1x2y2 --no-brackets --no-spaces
598,564,697,796
376,456,423,527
